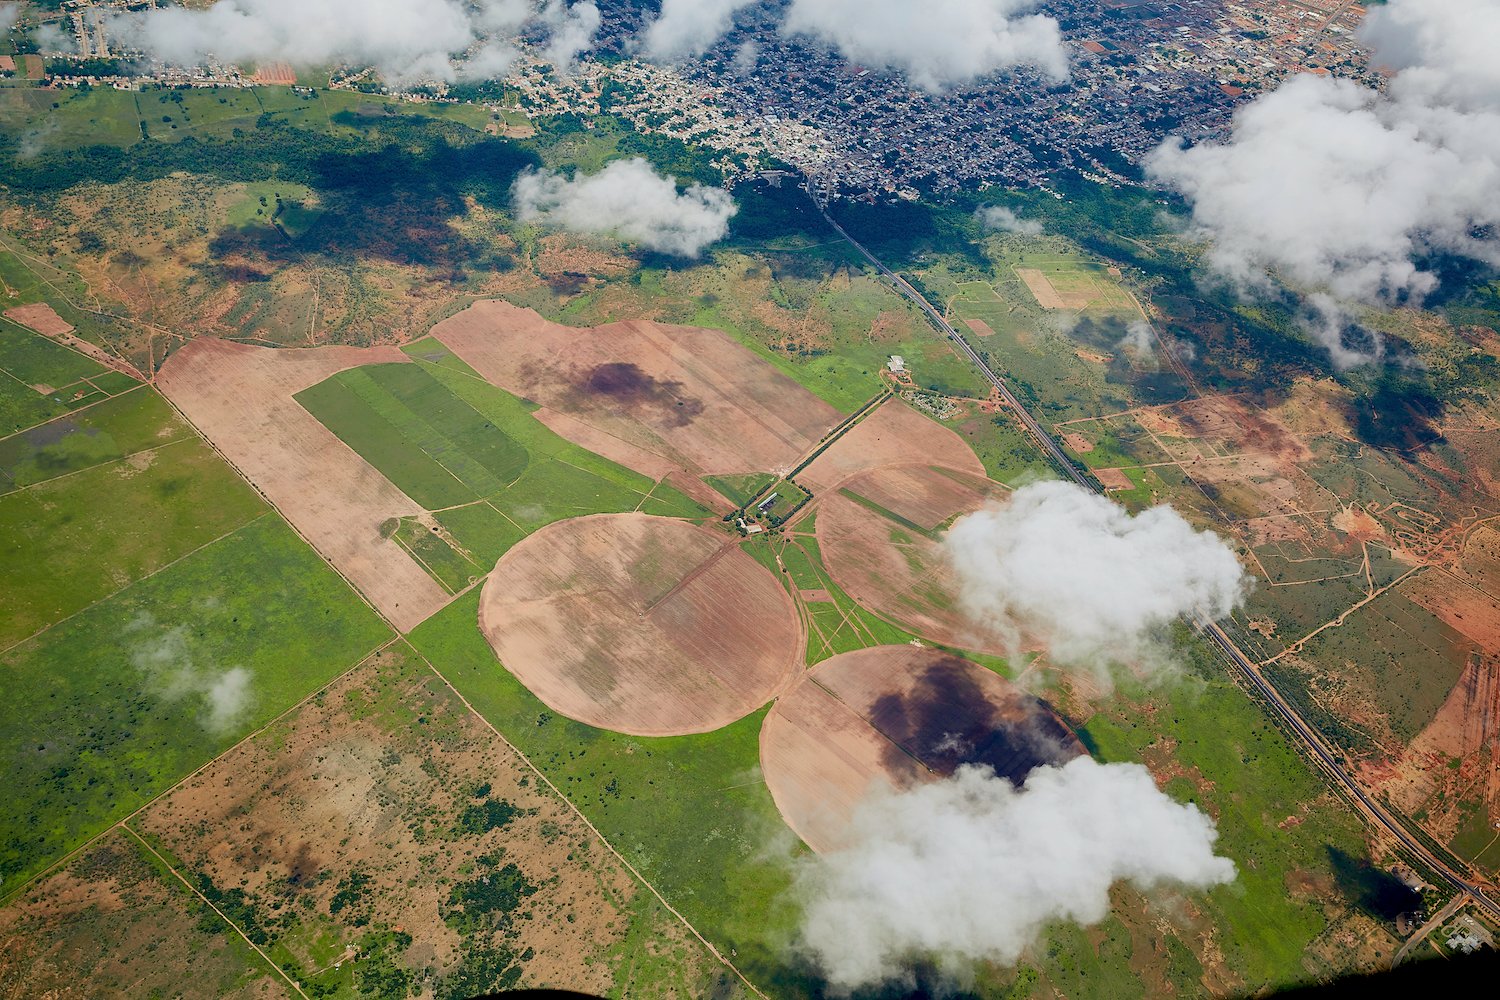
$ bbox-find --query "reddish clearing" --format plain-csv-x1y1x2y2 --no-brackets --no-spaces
479,513,802,736
761,646,1084,852
1095,467,1135,491
156,338,448,632
817,464,1006,652
4,303,73,337
964,317,995,337
431,300,840,483
798,397,985,495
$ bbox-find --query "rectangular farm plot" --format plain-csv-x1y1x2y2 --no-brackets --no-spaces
0,515,391,896
294,363,529,510
0,318,133,435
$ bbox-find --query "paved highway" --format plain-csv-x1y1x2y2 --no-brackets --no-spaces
816,196,1500,926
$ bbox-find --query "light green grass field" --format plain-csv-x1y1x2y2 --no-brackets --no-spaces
0,514,392,898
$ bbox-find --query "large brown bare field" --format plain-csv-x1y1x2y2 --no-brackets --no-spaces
156,337,448,632
3,302,73,337
133,644,719,996
479,513,803,736
761,646,1084,853
431,300,841,481
0,830,286,1000
816,464,1007,653
532,407,731,511
798,397,985,495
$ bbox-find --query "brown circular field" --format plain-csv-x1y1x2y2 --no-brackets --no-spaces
479,513,803,736
761,645,1084,853
815,463,1008,653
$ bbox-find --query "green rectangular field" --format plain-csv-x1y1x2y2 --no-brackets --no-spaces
295,362,528,509
1,389,271,647
0,514,392,897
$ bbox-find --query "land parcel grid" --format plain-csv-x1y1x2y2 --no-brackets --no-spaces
0,515,391,896
0,387,268,648
0,308,139,435
129,643,729,998
156,338,449,632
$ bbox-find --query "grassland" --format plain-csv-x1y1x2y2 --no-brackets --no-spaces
0,302,141,435
407,593,807,993
0,514,391,897
0,387,269,648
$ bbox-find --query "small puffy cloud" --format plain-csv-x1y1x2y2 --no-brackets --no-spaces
1117,318,1155,358
513,157,736,256
1145,0,1500,361
0,4,20,34
537,0,599,73
945,481,1249,684
129,623,256,736
796,758,1235,990
641,0,754,62
781,0,1067,93
976,204,1042,235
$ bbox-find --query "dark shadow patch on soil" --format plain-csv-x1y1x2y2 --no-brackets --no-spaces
868,657,1082,784
571,362,705,428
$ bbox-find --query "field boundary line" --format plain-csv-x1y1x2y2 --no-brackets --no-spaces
2,433,196,495
0,635,400,907
121,824,312,1000
416,652,770,1000
0,381,149,445
0,509,276,659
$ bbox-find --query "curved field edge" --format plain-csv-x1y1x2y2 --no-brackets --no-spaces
0,514,392,898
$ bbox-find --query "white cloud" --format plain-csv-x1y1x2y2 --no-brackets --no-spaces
129,623,256,736
1145,0,1500,344
796,758,1235,990
944,481,1249,684
33,21,76,54
641,0,753,62
0,4,20,34
976,204,1043,235
513,157,736,256
107,0,593,85
1117,318,1155,358
781,0,1067,93
537,0,599,73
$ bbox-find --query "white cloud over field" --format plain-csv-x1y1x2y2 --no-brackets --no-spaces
1145,0,1500,363
781,0,1067,93
640,0,754,62
796,758,1235,990
513,157,736,256
0,4,21,34
130,622,255,736
976,204,1043,235
945,481,1248,684
107,0,597,84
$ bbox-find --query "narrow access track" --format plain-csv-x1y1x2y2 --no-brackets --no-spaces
812,191,1500,928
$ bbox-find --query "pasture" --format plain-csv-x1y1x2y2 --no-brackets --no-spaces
0,514,391,897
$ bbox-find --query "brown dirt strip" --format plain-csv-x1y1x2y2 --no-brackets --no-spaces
1015,268,1067,310
431,299,841,480
4,303,74,337
479,513,802,736
155,338,448,632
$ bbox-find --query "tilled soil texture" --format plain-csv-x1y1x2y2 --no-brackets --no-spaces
816,463,1008,653
430,300,842,487
761,645,1083,852
479,513,803,736
156,338,448,632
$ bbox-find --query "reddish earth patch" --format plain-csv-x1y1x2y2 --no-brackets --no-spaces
761,646,1083,852
431,300,840,482
479,513,802,736
4,303,73,337
156,338,448,632
1095,467,1135,491
816,464,1006,653
964,317,995,337
798,397,985,495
